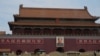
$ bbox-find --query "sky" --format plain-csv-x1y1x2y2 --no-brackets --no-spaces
0,0,100,34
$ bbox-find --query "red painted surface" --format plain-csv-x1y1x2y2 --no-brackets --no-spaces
0,38,100,53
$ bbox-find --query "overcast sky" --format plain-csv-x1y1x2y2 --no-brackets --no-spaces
0,0,100,34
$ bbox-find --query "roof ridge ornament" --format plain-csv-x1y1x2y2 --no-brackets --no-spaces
20,4,23,8
84,6,87,10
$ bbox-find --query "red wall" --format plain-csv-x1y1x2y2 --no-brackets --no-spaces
0,38,100,53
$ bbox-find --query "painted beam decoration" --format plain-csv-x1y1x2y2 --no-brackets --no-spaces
56,36,64,47
0,38,44,44
77,39,100,44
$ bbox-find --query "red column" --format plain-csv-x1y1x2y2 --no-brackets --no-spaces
12,28,15,35
21,28,24,35
41,29,43,35
63,29,64,35
56,18,59,23
50,29,53,35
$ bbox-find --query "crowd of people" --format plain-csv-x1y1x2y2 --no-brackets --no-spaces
0,47,100,56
